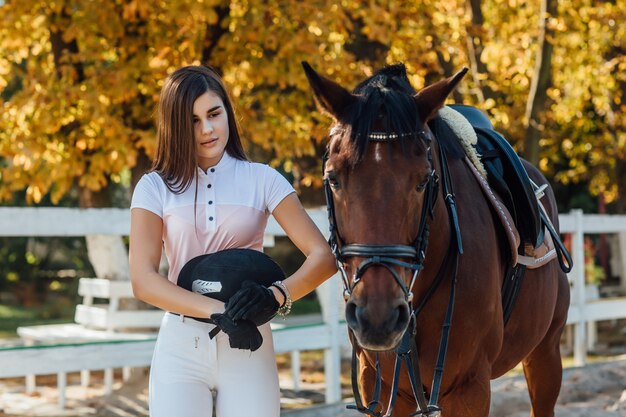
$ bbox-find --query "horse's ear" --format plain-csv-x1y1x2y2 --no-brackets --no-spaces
302,61,356,119
414,67,469,122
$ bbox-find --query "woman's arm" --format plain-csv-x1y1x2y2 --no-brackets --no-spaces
270,194,337,303
129,208,224,317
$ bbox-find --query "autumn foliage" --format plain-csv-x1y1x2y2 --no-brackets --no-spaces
0,0,624,208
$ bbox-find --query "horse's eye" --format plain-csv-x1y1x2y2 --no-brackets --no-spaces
416,173,431,192
326,172,341,190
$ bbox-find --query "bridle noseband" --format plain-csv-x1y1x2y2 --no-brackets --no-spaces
324,130,439,303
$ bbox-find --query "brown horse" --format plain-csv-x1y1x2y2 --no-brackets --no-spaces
302,62,570,417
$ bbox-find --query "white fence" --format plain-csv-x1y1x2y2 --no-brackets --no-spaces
559,209,626,364
0,206,344,406
0,207,625,399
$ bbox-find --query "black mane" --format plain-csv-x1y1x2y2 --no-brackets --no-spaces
340,63,464,164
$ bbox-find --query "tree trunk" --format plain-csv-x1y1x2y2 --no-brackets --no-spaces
523,0,556,165
465,0,499,104
201,2,231,65
78,187,130,281
609,41,625,211
613,144,626,213
131,148,153,190
49,9,129,282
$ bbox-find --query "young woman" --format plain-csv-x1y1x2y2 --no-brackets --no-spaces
129,65,336,417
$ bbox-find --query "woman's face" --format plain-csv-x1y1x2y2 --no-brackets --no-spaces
193,90,230,171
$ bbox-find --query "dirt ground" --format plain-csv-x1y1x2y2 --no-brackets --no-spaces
0,355,625,417
1,320,625,417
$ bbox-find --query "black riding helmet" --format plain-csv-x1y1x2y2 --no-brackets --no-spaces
177,248,285,321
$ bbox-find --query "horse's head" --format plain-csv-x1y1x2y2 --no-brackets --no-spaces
303,62,467,350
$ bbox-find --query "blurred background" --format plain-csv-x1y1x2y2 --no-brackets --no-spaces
0,0,624,335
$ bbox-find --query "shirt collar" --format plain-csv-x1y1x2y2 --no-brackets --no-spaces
197,151,236,175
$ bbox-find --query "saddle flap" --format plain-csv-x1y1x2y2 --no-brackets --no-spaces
464,157,520,265
475,128,542,248
449,104,542,249
465,157,557,268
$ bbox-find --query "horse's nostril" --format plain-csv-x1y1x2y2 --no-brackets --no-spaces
345,301,358,328
394,303,410,332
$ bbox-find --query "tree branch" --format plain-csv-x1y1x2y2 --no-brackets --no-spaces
523,0,556,165
201,2,231,68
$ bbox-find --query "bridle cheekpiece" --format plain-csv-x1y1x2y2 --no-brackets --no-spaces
324,129,438,303
323,125,463,417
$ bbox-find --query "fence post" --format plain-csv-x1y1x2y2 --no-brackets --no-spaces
319,273,342,403
571,209,587,365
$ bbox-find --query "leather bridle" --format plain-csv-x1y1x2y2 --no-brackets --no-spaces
323,128,464,417
324,130,439,303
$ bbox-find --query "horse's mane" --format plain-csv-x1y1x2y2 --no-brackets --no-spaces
340,63,464,164
427,116,466,160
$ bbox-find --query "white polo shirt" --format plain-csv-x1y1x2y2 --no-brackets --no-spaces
131,152,295,284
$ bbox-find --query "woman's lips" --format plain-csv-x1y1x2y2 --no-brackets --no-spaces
200,138,219,146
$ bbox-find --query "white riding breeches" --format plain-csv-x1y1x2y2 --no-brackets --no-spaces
149,312,280,417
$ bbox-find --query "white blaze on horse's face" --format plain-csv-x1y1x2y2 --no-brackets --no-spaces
373,142,383,163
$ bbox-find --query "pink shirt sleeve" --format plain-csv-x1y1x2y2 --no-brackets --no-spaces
264,166,296,213
130,173,164,218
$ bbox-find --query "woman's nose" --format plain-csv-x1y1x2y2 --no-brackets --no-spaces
202,119,213,134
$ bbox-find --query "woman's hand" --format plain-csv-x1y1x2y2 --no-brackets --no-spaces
210,313,263,351
224,281,279,326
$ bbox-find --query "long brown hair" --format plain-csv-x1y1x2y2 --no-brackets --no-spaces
152,65,248,193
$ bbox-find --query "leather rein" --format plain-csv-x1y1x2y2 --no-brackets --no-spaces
323,129,464,416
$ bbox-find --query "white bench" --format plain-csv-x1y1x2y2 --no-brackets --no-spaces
17,277,163,406
19,277,163,335
73,277,163,331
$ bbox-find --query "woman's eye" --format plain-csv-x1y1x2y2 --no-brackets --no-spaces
208,111,220,119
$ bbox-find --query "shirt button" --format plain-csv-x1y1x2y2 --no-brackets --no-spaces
208,201,213,205
209,216,214,221
207,184,212,188
210,168,215,173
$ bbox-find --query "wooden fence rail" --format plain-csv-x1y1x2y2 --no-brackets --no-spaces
1,207,625,408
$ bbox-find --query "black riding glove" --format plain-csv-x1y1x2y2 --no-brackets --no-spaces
224,280,280,326
209,313,263,351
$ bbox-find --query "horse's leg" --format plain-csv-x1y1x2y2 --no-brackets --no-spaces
522,330,563,417
521,273,569,417
439,374,492,417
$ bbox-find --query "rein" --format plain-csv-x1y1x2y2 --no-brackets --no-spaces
324,130,463,416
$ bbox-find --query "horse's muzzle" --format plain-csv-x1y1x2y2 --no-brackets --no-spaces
345,298,410,350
